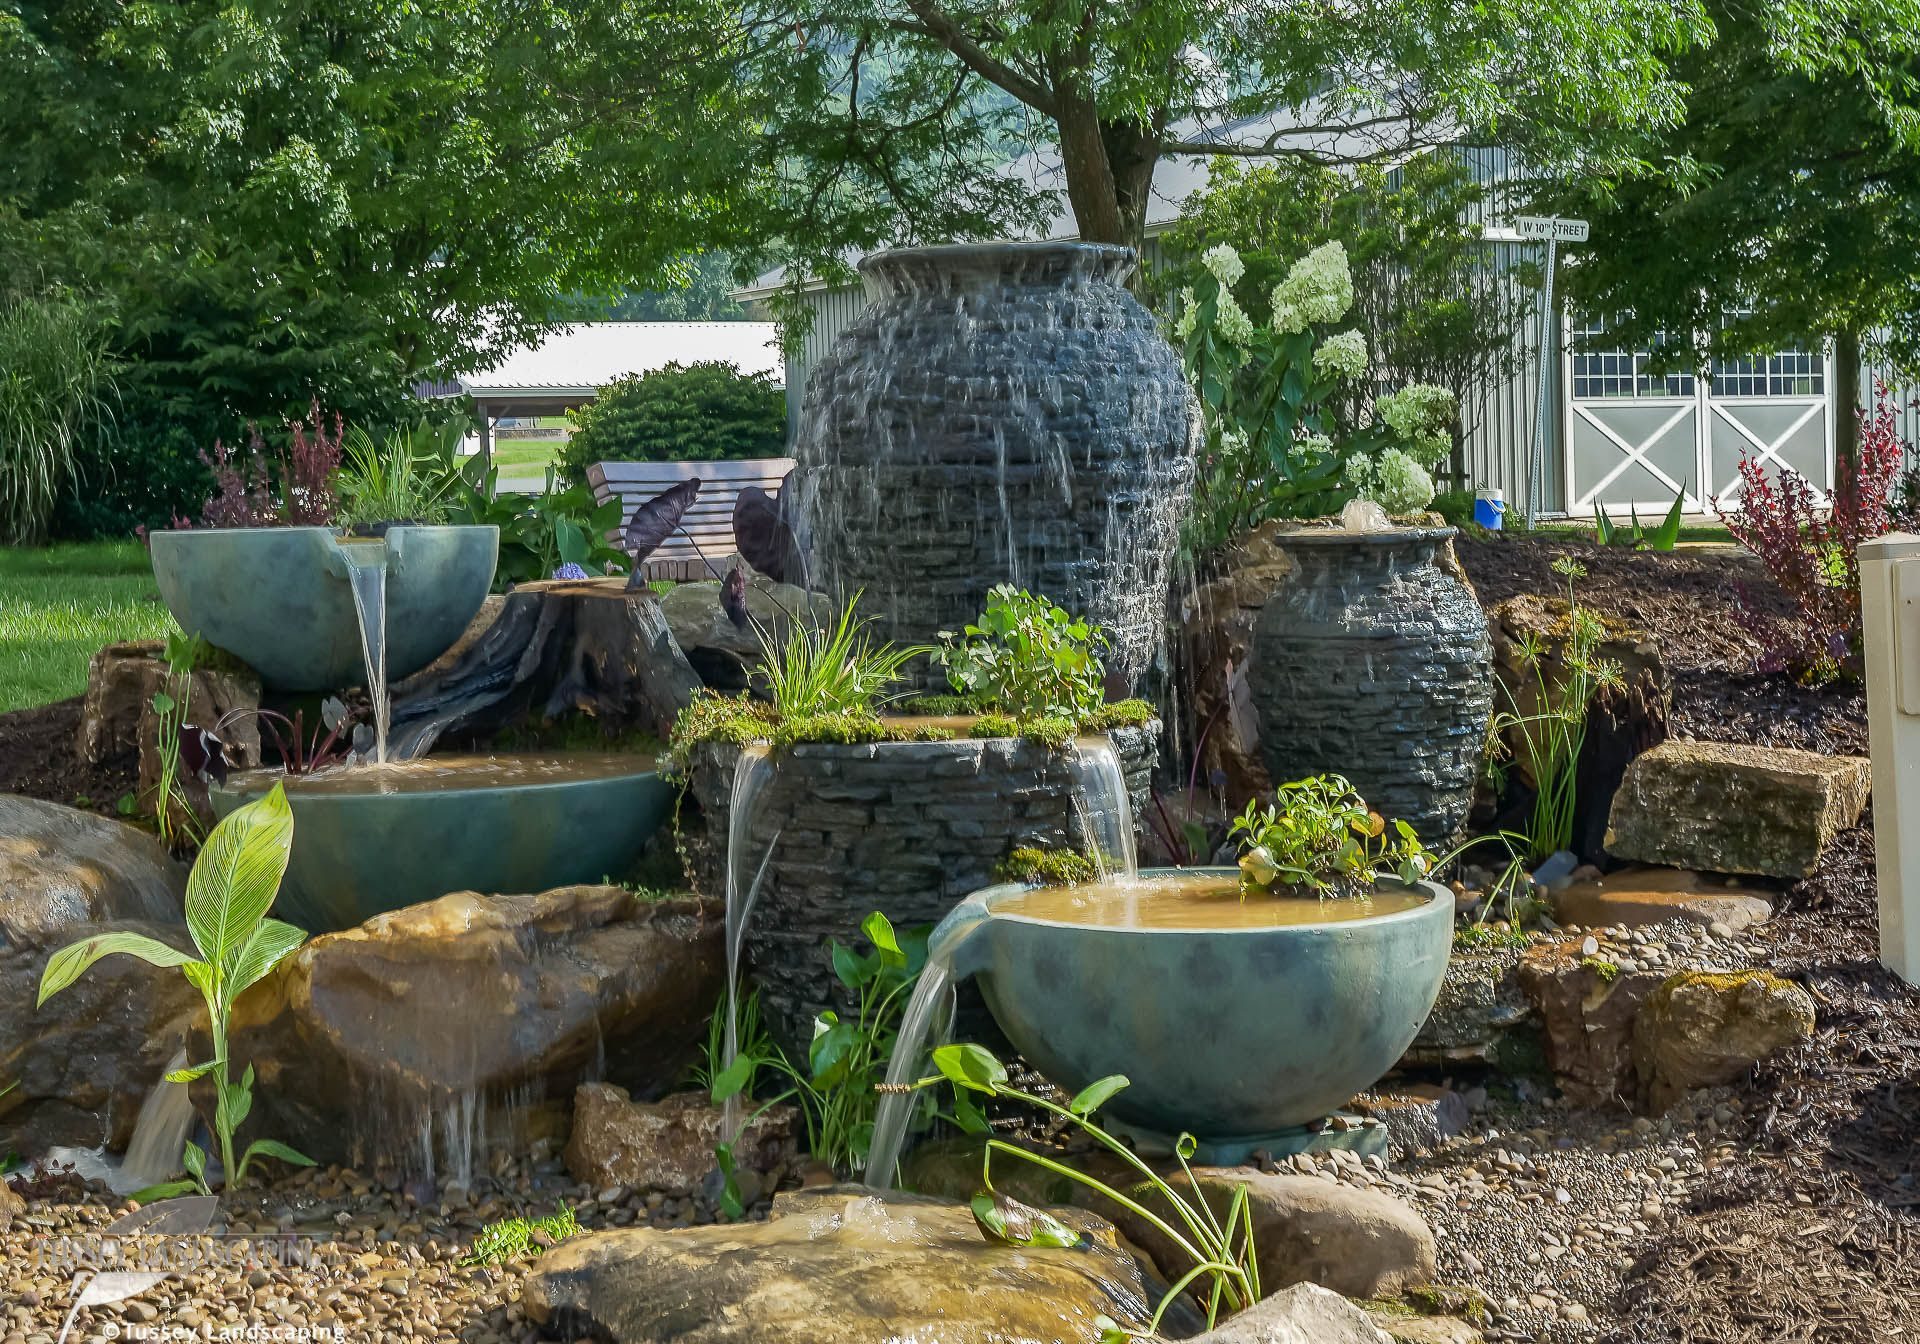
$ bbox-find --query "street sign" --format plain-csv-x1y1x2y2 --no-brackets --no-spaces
1513,215,1590,243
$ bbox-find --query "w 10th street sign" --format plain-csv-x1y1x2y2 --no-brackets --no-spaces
1513,215,1590,242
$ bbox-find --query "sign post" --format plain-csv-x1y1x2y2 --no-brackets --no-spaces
1509,216,1588,528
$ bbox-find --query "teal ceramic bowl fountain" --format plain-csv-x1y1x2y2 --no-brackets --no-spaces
149,525,498,691
937,868,1453,1162
210,754,675,933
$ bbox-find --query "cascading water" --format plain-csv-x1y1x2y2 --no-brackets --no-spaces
786,242,1197,688
1067,737,1138,880
103,1048,198,1196
338,539,391,764
720,745,779,1139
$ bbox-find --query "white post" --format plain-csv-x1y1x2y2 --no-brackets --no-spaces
1525,236,1558,529
1861,532,1920,984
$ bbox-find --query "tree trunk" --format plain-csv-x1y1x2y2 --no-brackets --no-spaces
1834,328,1863,468
1055,95,1130,247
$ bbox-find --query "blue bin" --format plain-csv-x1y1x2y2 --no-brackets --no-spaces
1473,490,1506,530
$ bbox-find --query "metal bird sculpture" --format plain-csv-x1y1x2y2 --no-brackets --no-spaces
621,478,701,590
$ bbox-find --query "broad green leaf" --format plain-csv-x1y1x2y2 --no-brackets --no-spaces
1068,1075,1130,1117
128,1180,200,1204
932,1043,1006,1094
240,1138,315,1170
185,783,294,967
151,691,176,715
970,1191,1083,1250
224,918,307,996
164,1061,217,1084
829,942,862,991
714,1142,743,1220
951,1091,991,1135
182,1141,206,1182
861,910,899,957
809,1020,855,1084
710,1053,756,1104
37,933,195,1006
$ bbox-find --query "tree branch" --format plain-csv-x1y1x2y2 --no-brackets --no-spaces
896,1,1058,116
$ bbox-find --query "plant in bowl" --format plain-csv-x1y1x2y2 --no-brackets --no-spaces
934,584,1109,720
1229,773,1434,898
758,590,928,718
336,418,462,529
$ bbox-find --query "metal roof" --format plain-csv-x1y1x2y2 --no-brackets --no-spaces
449,322,783,397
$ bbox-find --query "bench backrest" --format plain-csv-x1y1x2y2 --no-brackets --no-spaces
587,457,796,578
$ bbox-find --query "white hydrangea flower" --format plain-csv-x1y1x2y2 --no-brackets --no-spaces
1271,241,1354,328
1271,297,1309,335
1214,288,1255,348
1312,329,1368,381
1296,431,1335,460
1202,243,1246,287
1173,287,1199,340
1375,383,1458,465
1358,447,1437,514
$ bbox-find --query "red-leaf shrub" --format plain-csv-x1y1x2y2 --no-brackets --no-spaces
190,400,342,528
1712,386,1905,684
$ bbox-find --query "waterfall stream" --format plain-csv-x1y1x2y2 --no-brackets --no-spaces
339,539,391,764
720,746,779,1139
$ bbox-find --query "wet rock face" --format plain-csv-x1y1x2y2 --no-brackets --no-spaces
216,886,722,1173
788,242,1198,687
1605,740,1870,878
1249,528,1493,844
681,725,1157,1054
564,1084,797,1196
522,1187,1159,1344
0,918,199,1155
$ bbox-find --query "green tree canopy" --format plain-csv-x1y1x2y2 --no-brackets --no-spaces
1536,0,1920,459
729,0,1712,304
560,361,787,477
0,0,757,434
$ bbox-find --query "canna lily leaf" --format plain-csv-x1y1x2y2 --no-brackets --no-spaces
184,783,293,968
38,934,195,1007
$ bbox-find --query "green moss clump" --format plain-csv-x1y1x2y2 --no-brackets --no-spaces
664,693,778,773
1453,923,1528,952
896,694,978,716
1580,955,1620,982
970,713,1019,739
1013,715,1076,750
1079,698,1155,731
994,847,1098,886
767,710,915,750
908,724,959,741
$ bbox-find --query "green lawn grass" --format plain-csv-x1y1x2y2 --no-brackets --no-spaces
0,541,177,713
492,438,562,471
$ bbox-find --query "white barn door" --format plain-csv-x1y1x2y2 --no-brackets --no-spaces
1564,321,1833,513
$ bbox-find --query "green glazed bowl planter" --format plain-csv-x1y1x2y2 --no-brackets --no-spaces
210,763,675,933
149,525,499,692
936,867,1454,1163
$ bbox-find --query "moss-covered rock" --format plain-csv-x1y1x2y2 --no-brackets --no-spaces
1634,969,1816,1110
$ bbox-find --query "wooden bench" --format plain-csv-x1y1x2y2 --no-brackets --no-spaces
586,457,796,581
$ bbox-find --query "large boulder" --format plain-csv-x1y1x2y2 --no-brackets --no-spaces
1635,970,1817,1111
564,1083,797,1195
216,886,722,1171
0,795,186,941
521,1188,1159,1344
1606,740,1870,878
0,918,199,1155
1189,1283,1392,1344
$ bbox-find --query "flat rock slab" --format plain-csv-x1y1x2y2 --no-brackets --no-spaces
1606,740,1870,878
564,1083,796,1196
522,1188,1158,1344
1553,866,1774,933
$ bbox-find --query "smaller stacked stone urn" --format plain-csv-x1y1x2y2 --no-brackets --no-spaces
1249,524,1492,843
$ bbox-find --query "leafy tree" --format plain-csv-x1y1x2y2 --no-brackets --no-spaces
1155,155,1530,473
731,0,1712,304
574,253,749,322
560,362,787,476
0,0,755,442
1538,0,1920,463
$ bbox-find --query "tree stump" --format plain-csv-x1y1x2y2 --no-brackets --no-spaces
386,579,702,757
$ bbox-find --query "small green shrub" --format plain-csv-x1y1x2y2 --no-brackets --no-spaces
934,586,1110,721
969,713,1019,739
0,288,117,545
897,694,977,717
758,591,927,719
336,419,463,526
1078,699,1154,732
559,361,786,482
460,1208,579,1267
994,847,1098,886
1229,774,1433,898
37,784,313,1197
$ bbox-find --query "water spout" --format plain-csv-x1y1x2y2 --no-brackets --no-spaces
721,745,778,1139
1067,737,1138,880
338,539,391,763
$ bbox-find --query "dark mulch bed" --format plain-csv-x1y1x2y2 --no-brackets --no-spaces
1602,824,1920,1342
0,694,139,816
1457,534,1866,757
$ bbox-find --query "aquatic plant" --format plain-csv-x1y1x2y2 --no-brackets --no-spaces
36,784,313,1197
900,1042,1259,1336
460,1208,579,1267
934,585,1110,720
711,911,930,1193
1229,773,1433,897
148,631,208,851
1488,558,1624,859
757,591,926,718
335,419,462,526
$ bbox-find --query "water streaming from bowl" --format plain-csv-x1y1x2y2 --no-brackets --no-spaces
337,538,391,764
720,745,779,1140
864,738,1139,1188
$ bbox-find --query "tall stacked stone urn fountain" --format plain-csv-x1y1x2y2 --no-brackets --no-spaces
788,242,1199,684
1250,524,1493,843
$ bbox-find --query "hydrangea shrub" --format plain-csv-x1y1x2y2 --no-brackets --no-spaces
1176,241,1458,548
